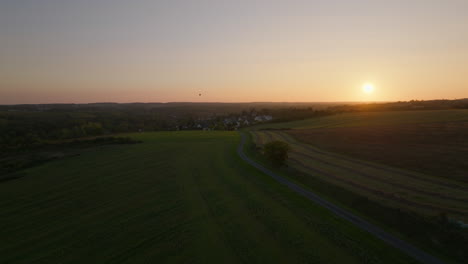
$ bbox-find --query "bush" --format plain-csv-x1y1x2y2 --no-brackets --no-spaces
263,140,290,167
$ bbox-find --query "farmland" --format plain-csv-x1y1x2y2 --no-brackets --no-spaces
251,130,468,220
250,110,468,218
249,109,468,262
252,109,468,130
287,122,468,182
253,109,468,182
0,131,414,264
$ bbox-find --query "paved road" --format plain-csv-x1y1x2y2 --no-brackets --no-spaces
237,133,445,264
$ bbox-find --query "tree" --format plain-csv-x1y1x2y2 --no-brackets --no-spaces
81,122,104,136
263,140,290,167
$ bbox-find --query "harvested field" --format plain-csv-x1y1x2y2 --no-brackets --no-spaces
250,130,468,221
287,122,468,182
253,109,468,130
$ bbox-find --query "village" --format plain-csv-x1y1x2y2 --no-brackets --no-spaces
178,111,273,131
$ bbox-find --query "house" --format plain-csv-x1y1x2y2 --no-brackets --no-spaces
254,115,273,122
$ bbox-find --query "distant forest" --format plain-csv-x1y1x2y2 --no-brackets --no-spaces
1,99,467,150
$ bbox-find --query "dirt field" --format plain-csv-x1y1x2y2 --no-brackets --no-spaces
286,121,468,182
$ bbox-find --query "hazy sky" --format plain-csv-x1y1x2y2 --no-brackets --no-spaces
1,0,467,104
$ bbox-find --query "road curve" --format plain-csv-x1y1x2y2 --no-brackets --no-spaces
237,133,444,264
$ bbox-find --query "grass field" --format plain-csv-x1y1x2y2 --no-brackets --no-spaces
0,131,415,264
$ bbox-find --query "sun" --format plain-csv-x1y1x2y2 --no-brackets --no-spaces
362,83,374,94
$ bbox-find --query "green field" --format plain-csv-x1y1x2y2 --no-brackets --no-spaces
0,131,414,264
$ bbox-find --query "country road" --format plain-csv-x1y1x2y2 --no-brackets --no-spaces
237,133,445,264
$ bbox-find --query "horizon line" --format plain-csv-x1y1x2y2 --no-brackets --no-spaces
2,98,467,106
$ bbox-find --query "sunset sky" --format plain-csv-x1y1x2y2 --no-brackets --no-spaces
1,0,467,104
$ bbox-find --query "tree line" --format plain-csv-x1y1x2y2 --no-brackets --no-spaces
2,99,466,150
